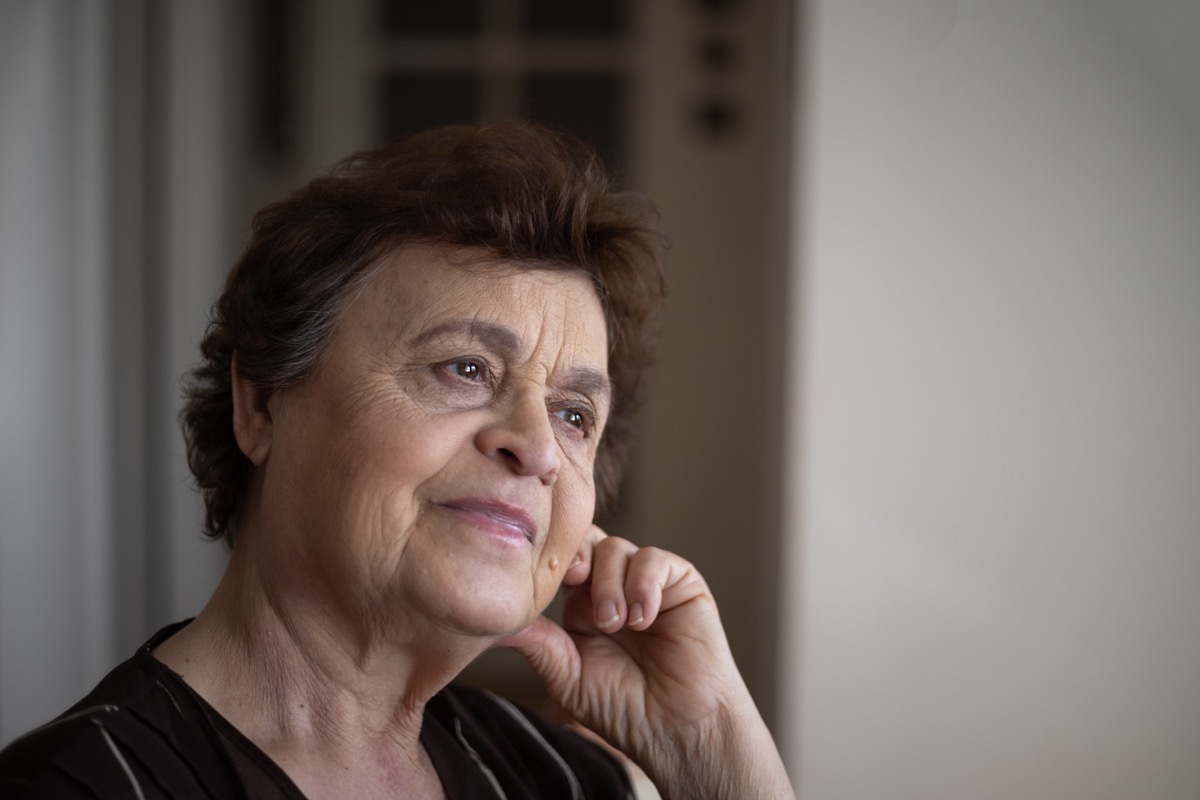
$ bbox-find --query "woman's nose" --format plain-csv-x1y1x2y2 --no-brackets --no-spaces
475,390,560,485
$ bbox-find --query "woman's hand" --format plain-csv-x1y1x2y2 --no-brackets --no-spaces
499,526,795,800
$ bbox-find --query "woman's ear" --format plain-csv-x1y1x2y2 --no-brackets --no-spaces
231,354,273,465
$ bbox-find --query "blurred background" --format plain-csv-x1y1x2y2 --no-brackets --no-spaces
2,1,1198,798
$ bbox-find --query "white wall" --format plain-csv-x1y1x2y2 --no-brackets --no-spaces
781,1,1200,798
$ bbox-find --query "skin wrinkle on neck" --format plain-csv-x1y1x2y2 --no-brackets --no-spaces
160,543,456,796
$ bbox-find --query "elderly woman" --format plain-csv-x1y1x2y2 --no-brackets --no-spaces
0,121,793,799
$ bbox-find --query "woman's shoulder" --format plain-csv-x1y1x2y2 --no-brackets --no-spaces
425,683,636,799
0,704,144,798
0,622,243,799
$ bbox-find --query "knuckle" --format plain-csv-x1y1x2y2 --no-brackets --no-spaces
633,546,671,566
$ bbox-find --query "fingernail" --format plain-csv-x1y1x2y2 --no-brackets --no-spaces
597,600,619,628
570,553,583,568
629,603,644,627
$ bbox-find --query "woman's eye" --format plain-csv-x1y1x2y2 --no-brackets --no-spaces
555,408,593,434
444,359,489,382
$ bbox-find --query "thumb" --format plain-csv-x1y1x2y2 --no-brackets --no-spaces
497,616,581,704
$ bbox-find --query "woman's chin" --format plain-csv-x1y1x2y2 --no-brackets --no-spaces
379,553,559,643
440,607,537,641
406,586,536,641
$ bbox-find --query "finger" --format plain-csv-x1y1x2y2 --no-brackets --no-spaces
589,536,638,631
622,546,680,631
563,524,607,586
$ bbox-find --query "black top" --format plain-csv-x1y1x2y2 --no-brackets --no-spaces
0,622,634,799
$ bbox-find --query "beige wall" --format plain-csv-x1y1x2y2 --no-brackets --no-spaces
782,1,1200,798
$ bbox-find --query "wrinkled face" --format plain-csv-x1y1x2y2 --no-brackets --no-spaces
255,244,610,640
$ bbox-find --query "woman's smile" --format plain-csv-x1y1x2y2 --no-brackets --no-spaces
433,497,539,545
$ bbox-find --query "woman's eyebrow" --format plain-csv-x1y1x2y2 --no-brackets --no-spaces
413,318,611,402
412,319,520,355
559,368,612,407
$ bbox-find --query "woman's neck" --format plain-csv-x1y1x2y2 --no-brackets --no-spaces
152,541,485,798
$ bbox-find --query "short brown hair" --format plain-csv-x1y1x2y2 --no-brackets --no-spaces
182,121,667,545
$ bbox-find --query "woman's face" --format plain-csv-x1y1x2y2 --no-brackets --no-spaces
253,244,611,641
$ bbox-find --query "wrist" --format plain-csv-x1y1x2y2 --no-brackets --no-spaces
637,696,795,800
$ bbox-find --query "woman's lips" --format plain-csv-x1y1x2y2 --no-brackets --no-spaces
437,499,537,544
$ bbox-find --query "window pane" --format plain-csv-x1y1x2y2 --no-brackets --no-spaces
380,74,480,142
522,0,627,36
522,74,625,177
381,0,482,35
